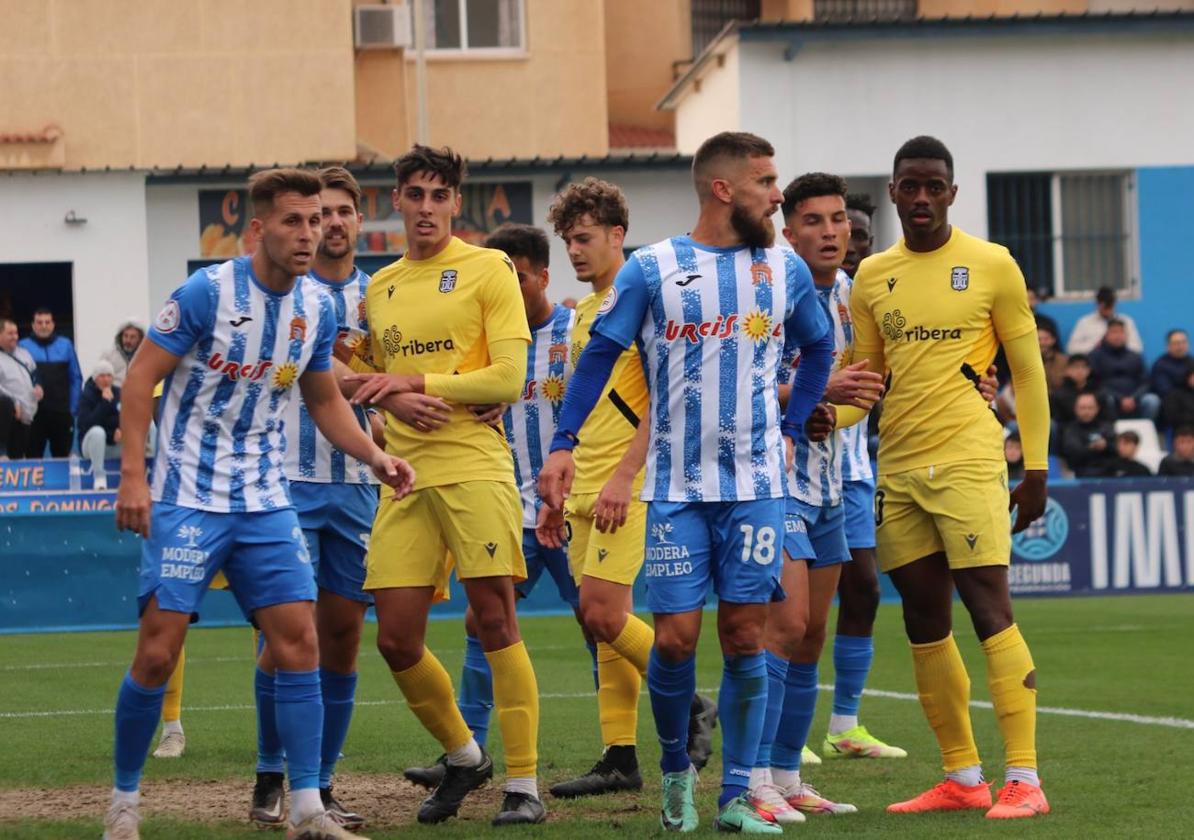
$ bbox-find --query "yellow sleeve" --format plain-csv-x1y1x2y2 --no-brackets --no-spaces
424,337,527,404
990,256,1036,344
1004,330,1050,471
832,348,885,430
480,252,534,344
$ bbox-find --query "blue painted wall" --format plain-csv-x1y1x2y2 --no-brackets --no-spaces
1036,166,1194,366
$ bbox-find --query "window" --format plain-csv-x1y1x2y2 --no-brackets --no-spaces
691,0,759,57
417,0,523,52
813,0,917,21
987,171,1135,298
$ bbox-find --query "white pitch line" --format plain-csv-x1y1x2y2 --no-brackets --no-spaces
3,684,1193,730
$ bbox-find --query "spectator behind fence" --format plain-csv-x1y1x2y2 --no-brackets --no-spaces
1087,319,1159,421
1105,431,1152,478
1066,285,1144,355
0,317,41,459
99,319,145,388
19,307,82,457
1160,362,1194,432
78,360,122,490
1158,427,1194,478
1060,391,1117,477
1151,329,1193,401
1037,317,1068,392
1004,431,1025,482
1051,354,1114,424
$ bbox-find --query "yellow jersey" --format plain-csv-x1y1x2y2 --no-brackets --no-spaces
365,236,530,491
850,227,1036,475
571,288,649,494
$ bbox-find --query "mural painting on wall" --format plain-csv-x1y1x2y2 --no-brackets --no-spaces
198,182,533,258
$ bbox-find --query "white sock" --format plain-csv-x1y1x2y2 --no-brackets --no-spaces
445,737,483,767
748,766,770,790
111,788,139,807
828,713,858,735
946,765,984,787
162,720,183,736
505,776,539,800
772,768,801,793
290,787,324,823
1005,766,1040,787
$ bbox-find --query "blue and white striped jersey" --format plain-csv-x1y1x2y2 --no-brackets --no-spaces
504,304,575,527
837,272,874,483
282,267,376,485
788,269,860,506
593,236,829,503
149,257,337,512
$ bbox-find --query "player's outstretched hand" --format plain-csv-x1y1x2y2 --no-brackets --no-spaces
536,505,568,549
1009,469,1047,534
805,402,836,443
372,451,416,500
978,364,1000,403
345,372,417,406
469,403,508,428
116,474,152,538
825,361,885,409
382,392,452,433
538,449,575,511
595,469,633,533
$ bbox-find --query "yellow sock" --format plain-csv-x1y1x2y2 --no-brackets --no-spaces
911,634,980,772
162,646,185,722
485,641,539,778
392,649,472,753
982,624,1038,769
608,614,654,676
596,642,641,747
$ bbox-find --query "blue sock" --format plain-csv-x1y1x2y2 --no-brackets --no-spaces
772,661,819,771
754,650,790,769
457,635,494,749
319,669,357,789
274,670,323,792
113,672,166,792
586,641,599,693
255,668,285,774
833,634,873,717
718,653,768,807
647,648,695,774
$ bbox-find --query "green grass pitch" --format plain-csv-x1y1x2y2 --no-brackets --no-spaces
2,594,1192,837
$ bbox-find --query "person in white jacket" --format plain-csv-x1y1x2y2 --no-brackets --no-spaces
99,319,145,388
1066,285,1143,355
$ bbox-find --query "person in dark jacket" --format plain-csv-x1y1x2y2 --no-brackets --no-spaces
1051,354,1115,424
1159,362,1194,433
1159,427,1194,478
18,307,82,456
1150,329,1193,401
1060,392,1117,477
78,361,124,490
1105,431,1152,478
1087,319,1159,421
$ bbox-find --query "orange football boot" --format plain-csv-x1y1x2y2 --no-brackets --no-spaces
887,779,992,813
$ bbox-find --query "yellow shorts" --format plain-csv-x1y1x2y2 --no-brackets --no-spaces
365,481,525,595
564,492,647,587
876,459,1011,573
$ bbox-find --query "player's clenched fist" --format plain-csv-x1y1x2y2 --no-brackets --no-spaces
538,449,575,511
115,474,153,538
371,451,416,500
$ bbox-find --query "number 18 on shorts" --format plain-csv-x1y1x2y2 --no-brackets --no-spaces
643,498,787,614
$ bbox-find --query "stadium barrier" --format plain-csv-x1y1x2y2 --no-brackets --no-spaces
2,460,1191,634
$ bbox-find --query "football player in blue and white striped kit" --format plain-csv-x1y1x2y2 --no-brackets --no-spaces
249,167,385,831
540,133,835,834
106,168,414,840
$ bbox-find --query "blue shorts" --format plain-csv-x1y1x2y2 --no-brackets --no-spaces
516,529,580,609
643,499,786,614
290,480,377,605
783,497,851,568
140,502,317,621
842,479,877,550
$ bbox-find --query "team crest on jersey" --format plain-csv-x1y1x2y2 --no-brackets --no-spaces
750,263,774,287
439,270,458,293
155,300,180,334
951,266,970,291
597,287,618,314
289,316,307,341
548,343,569,365
271,361,299,391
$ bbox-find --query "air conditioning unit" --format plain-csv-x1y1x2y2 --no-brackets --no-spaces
354,3,412,50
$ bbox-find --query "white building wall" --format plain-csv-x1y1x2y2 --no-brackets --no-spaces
146,184,208,312
0,172,150,371
675,44,742,156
